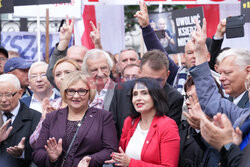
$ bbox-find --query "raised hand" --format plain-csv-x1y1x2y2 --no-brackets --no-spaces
58,15,75,50
45,137,63,163
134,1,149,28
42,98,57,119
7,137,25,157
78,156,91,167
90,21,102,49
191,18,209,65
0,119,13,143
183,96,205,130
214,19,226,38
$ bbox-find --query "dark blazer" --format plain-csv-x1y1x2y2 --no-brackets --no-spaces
208,37,223,71
237,91,249,109
0,102,41,167
32,107,118,167
109,80,184,138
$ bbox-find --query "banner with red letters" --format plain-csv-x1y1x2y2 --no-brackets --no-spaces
83,0,240,5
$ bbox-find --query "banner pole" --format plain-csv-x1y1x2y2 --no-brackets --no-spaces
36,5,41,62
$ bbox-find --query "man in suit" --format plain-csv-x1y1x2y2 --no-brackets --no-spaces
0,74,41,167
82,49,116,111
109,49,184,138
217,48,250,109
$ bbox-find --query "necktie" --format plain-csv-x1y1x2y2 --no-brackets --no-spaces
4,112,13,128
4,112,13,120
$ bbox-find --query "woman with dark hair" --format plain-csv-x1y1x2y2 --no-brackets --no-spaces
106,77,180,167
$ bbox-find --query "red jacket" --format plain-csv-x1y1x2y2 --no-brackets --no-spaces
120,115,180,167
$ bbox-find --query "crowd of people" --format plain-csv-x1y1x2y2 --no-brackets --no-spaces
0,1,250,167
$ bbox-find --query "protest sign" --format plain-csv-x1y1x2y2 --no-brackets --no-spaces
0,32,71,62
0,0,14,14
149,12,178,54
172,7,204,52
241,0,250,22
13,0,70,6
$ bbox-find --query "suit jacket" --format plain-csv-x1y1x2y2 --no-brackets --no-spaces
109,80,184,138
120,116,180,167
0,112,3,127
32,107,118,167
0,102,41,167
208,37,223,71
236,91,249,109
190,62,250,127
103,80,116,111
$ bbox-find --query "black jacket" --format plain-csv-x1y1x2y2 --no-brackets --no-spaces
109,80,184,138
0,102,41,167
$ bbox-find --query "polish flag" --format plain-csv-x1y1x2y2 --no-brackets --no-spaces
74,4,125,53
74,5,96,49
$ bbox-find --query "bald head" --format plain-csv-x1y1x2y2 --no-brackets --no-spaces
66,45,88,66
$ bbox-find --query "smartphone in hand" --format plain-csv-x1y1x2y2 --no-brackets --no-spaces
226,15,245,39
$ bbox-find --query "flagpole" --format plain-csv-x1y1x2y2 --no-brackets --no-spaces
36,5,41,62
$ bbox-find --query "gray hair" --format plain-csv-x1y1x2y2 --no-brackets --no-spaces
119,48,139,62
217,48,250,70
0,74,21,89
81,49,113,74
28,61,48,79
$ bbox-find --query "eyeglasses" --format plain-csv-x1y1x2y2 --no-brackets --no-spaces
184,94,192,101
65,89,89,96
30,73,47,80
0,57,7,61
0,92,17,98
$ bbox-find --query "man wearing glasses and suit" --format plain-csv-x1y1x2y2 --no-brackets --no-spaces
0,74,41,167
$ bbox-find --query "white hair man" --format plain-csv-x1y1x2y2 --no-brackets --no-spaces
21,62,58,113
82,49,115,110
217,48,250,108
0,74,41,167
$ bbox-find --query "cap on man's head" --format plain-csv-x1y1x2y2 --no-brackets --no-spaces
0,46,8,58
4,57,32,73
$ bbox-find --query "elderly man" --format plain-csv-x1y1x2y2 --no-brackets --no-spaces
46,17,101,89
187,18,250,167
82,49,115,111
21,62,57,113
0,46,8,75
0,74,41,167
110,49,184,138
217,49,249,108
4,57,32,98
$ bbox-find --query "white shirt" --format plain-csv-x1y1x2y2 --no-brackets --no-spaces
233,91,246,105
29,92,56,113
1,102,20,124
125,122,149,160
89,78,111,109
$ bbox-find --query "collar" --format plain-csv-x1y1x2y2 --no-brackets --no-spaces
1,101,20,117
233,91,247,105
31,92,56,102
98,78,112,95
